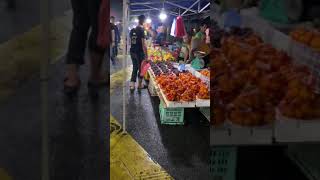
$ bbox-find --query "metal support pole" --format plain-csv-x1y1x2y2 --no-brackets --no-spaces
40,0,50,179
165,1,197,13
122,0,129,132
199,2,210,13
181,0,200,16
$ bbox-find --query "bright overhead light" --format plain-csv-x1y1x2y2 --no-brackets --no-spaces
159,11,167,21
134,18,139,23
146,17,152,23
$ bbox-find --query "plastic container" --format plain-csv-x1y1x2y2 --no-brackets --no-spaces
159,102,184,125
210,147,237,180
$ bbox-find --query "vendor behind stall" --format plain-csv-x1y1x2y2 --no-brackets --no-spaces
195,22,208,42
156,24,167,45
178,33,191,63
190,21,210,60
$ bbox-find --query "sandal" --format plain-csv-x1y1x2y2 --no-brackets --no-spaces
138,84,148,89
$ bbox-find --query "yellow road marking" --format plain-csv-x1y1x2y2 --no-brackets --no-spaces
110,68,173,180
110,116,173,180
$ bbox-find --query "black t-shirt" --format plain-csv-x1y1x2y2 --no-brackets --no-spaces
130,26,145,53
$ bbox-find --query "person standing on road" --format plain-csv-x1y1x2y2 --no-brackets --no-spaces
110,16,116,65
114,19,121,56
110,16,120,64
64,0,108,95
129,15,148,91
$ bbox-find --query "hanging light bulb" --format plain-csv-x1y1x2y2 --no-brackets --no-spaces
146,17,152,24
159,2,167,22
159,11,167,21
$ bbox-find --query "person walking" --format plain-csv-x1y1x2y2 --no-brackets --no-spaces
129,15,148,91
64,0,108,95
114,20,121,56
110,16,116,65
110,16,120,64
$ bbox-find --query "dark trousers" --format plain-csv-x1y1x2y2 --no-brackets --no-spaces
130,52,144,82
66,0,103,65
113,45,118,57
110,45,117,62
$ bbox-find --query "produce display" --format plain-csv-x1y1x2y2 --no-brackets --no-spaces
210,25,257,48
147,47,176,62
148,48,163,62
150,61,182,76
156,73,210,102
290,28,320,52
148,44,210,113
200,69,210,78
146,44,210,124
212,28,320,127
163,51,176,61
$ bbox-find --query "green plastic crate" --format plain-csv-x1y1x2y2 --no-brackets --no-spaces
210,147,237,180
159,102,184,125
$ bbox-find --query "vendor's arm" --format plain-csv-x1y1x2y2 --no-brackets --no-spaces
184,47,190,63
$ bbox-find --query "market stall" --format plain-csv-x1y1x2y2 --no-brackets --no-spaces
146,44,210,125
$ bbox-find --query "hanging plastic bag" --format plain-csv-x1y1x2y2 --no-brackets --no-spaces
140,60,151,77
170,18,177,37
175,16,186,38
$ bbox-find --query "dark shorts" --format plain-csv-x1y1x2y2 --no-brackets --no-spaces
66,0,105,65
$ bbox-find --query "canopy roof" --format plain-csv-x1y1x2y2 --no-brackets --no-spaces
129,0,210,20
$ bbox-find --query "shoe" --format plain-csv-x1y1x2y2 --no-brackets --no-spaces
138,84,148,89
130,82,135,92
